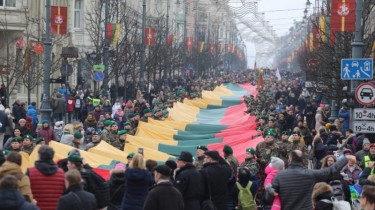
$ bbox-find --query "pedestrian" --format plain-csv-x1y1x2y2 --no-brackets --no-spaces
144,165,184,210
311,182,334,210
271,150,355,210
27,145,65,210
0,106,8,150
121,153,153,210
264,157,285,210
57,169,97,210
360,185,375,210
107,163,126,210
12,99,23,123
51,93,65,122
361,143,375,174
194,145,207,170
174,151,202,210
223,145,239,177
240,148,259,178
27,102,38,131
36,120,55,145
0,175,39,210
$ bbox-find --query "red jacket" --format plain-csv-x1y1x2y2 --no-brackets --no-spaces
37,127,55,144
28,162,65,210
67,98,75,112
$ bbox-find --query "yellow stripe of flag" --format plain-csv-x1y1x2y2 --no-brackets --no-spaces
112,24,120,45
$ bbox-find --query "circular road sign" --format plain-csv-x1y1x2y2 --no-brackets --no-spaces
92,71,104,82
355,82,375,106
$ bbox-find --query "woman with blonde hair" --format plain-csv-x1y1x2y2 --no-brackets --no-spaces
120,153,153,210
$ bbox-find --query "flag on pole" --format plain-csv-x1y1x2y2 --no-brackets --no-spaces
112,24,120,45
23,48,32,74
330,0,356,45
50,6,68,34
276,68,281,81
257,69,263,89
210,43,215,54
167,35,174,47
186,37,193,52
198,41,205,53
145,28,156,46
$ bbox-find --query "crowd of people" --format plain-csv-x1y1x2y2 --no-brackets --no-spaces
0,70,374,210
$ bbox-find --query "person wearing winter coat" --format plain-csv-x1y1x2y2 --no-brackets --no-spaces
57,169,97,210
0,107,9,150
312,182,334,210
27,102,38,130
37,120,56,144
0,175,39,210
12,99,24,123
51,93,66,122
264,157,285,210
340,153,362,184
338,107,350,134
107,163,126,210
233,167,260,208
144,165,184,210
121,153,153,210
0,152,34,203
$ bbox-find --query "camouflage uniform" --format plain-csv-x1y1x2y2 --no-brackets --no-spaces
140,116,148,122
111,140,125,151
69,141,82,149
101,128,115,144
276,140,291,166
240,158,259,177
21,145,34,155
255,141,280,167
287,141,308,167
125,128,135,136
194,156,205,170
85,141,100,151
225,154,239,177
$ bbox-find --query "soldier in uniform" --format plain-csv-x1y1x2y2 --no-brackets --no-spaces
112,130,128,151
70,131,83,149
111,123,120,142
140,109,152,122
84,131,101,151
152,109,163,120
276,131,291,166
101,120,115,144
223,144,239,177
267,119,280,139
194,145,207,170
21,134,34,155
127,113,138,132
255,129,280,177
123,121,135,135
162,110,169,120
240,148,259,177
287,131,308,167
126,152,135,167
9,137,22,152
34,137,45,146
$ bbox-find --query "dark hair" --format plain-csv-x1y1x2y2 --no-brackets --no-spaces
65,169,82,186
145,159,158,172
289,150,303,164
361,185,375,205
238,168,251,183
6,152,22,166
0,175,18,189
346,129,353,134
38,145,55,161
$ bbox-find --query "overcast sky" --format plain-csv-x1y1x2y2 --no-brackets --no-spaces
242,0,313,67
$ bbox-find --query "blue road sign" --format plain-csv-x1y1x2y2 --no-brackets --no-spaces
93,71,104,82
341,58,373,80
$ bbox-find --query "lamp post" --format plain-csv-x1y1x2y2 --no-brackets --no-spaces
164,0,170,85
102,0,110,96
40,0,52,122
140,0,146,90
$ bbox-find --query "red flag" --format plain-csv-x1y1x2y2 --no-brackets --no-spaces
145,28,156,46
330,0,356,44
23,48,32,74
186,37,193,52
210,43,215,54
167,35,173,47
50,6,68,34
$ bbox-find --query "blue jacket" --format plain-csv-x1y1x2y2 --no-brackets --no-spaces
121,168,153,210
27,105,39,126
338,109,350,133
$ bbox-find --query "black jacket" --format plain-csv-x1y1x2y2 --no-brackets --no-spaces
12,102,24,123
144,181,184,210
57,184,97,210
0,110,8,133
272,157,348,210
0,189,39,210
200,162,232,210
314,192,334,210
107,170,125,209
174,163,202,210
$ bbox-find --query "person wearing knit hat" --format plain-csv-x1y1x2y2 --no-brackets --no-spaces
10,137,22,152
223,145,239,177
174,151,202,209
356,138,371,164
21,134,34,155
84,131,102,151
37,119,55,145
144,165,184,210
264,157,285,209
70,131,83,149
240,148,259,177
194,145,208,170
256,127,280,167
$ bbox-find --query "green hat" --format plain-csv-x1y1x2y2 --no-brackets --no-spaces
92,131,101,136
67,154,83,163
162,110,169,116
3,150,11,155
246,148,256,154
11,137,22,143
123,121,131,126
197,145,208,151
281,131,289,136
104,120,114,126
155,102,162,106
127,152,135,159
260,116,268,121
223,145,233,155
127,113,136,119
23,134,33,140
264,129,276,137
74,131,83,139
257,126,264,131
143,109,151,114
118,130,127,135
35,137,44,145
163,102,169,105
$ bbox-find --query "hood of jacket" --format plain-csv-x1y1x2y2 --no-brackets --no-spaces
109,170,125,185
0,189,26,209
312,184,333,203
125,168,149,182
0,161,22,176
27,105,36,110
34,160,58,175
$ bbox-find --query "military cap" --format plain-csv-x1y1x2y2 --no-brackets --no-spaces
127,113,136,119
11,137,23,143
264,129,276,137
104,120,114,126
23,134,33,140
197,145,208,151
67,154,83,163
74,131,83,139
127,152,135,159
117,130,127,135
223,145,233,154
35,137,44,145
246,148,256,154
123,121,131,126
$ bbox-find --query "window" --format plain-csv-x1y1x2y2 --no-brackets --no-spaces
74,0,83,28
0,0,16,7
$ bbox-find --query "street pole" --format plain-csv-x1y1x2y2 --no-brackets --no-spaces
164,0,170,85
183,0,187,72
40,0,52,122
140,0,146,91
102,0,110,96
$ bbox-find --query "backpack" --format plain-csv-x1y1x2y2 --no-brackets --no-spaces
329,180,345,201
321,197,351,210
236,181,256,210
75,99,81,108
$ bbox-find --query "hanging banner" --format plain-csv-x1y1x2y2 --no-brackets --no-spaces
145,28,156,46
50,6,68,34
167,35,174,47
210,43,215,54
198,41,205,53
330,0,356,44
186,37,193,52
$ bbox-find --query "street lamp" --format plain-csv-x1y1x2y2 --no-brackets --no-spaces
305,0,311,9
303,8,308,16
